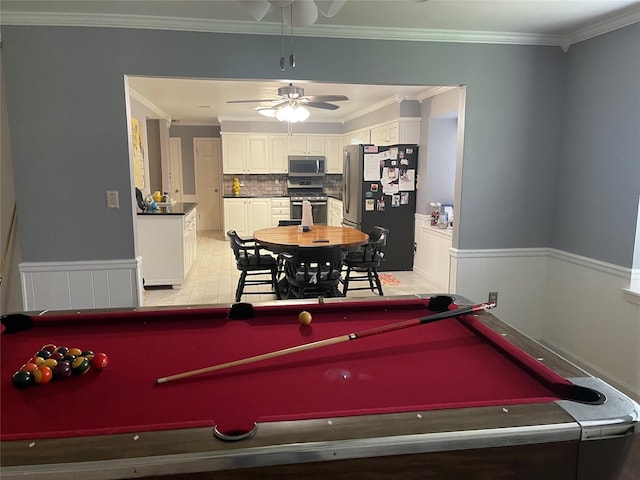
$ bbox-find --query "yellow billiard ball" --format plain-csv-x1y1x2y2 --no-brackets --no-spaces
298,311,312,325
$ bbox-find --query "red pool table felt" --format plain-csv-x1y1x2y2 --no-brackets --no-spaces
1,298,572,441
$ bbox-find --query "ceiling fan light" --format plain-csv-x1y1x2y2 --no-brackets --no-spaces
294,105,310,121
238,0,271,21
317,0,346,18
284,0,318,27
275,104,309,122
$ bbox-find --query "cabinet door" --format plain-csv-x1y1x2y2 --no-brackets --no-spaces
222,135,245,173
287,136,308,155
325,136,343,174
270,135,288,173
346,129,369,145
245,135,269,173
224,199,249,236
387,122,399,145
306,136,325,155
247,198,272,233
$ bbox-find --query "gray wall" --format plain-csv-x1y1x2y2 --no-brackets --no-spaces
553,25,640,267
2,24,638,268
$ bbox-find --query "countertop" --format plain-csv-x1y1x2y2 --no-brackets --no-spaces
137,202,197,216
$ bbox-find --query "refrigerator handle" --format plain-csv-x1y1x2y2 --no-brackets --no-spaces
343,150,350,214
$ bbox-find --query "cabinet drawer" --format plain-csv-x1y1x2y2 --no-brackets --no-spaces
271,198,290,207
271,207,290,215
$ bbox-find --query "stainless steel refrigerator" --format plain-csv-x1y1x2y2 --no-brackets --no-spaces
342,144,419,271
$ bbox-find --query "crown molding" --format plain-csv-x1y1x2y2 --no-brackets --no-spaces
417,86,457,102
560,6,640,51
342,95,400,123
128,88,171,121
2,9,638,48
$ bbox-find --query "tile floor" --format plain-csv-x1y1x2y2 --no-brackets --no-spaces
143,230,445,307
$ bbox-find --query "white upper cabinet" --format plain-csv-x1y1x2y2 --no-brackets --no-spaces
269,135,288,173
245,135,269,173
345,129,370,146
221,134,246,173
325,136,344,174
371,121,399,146
288,135,325,156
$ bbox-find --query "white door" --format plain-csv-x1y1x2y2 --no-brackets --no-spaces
194,138,222,231
169,137,184,203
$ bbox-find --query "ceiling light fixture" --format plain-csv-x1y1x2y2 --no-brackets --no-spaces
256,103,310,122
239,0,345,27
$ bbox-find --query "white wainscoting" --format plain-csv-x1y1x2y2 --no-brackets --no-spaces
543,250,639,400
19,257,144,311
446,243,638,401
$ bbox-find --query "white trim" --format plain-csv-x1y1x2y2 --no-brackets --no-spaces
342,96,400,123
418,87,457,103
128,88,171,121
4,10,638,48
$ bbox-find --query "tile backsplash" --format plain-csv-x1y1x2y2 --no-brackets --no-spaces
223,174,343,199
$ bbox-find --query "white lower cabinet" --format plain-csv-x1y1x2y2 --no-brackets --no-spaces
224,198,282,237
137,207,198,290
271,197,291,226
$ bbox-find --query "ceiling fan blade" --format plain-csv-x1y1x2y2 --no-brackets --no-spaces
304,94,349,102
226,99,278,104
305,102,340,110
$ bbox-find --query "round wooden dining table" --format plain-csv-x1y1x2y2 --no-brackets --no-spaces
254,225,369,253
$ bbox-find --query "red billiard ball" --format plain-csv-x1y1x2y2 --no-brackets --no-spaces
33,365,53,384
20,362,39,373
90,352,109,370
50,351,65,362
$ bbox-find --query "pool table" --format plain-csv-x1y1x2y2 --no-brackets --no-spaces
1,295,638,479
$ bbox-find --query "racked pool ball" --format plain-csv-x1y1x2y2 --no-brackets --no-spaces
53,361,73,380
71,356,91,375
33,365,53,384
90,352,109,370
67,347,83,357
20,362,39,373
12,370,34,389
298,311,312,325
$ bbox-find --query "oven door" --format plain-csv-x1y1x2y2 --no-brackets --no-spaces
291,201,328,225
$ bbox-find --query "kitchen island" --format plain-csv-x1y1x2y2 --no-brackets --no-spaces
137,202,197,290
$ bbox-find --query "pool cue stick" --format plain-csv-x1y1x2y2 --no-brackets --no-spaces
155,302,496,384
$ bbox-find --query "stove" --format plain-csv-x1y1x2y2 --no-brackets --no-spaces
287,178,327,202
288,190,328,202
287,178,328,224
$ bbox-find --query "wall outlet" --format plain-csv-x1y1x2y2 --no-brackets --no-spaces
106,190,119,209
488,291,498,306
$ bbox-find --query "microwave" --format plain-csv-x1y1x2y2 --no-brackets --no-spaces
288,156,326,177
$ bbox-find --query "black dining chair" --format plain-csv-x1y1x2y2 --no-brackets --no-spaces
227,230,280,303
284,245,344,299
341,226,389,296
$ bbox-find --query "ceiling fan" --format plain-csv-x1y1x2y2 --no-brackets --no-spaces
238,0,346,27
227,83,348,122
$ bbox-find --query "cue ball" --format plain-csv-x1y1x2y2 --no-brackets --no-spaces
298,311,312,325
